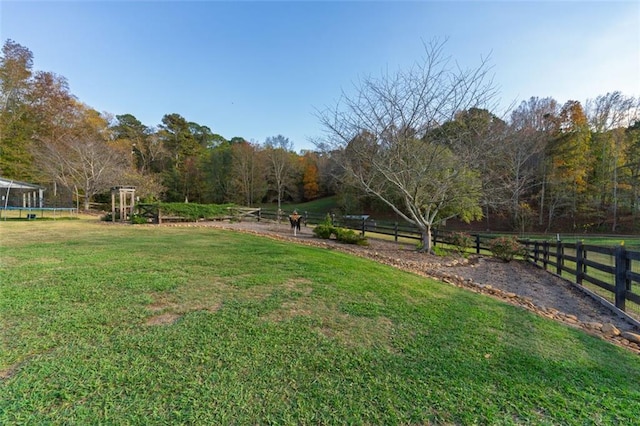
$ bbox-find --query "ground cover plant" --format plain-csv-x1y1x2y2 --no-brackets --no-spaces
150,202,236,221
1,220,640,424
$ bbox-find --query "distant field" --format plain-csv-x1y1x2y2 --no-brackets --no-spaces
1,219,639,424
267,196,340,214
518,234,640,250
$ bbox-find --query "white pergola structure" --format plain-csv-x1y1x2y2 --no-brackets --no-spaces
0,177,45,209
111,186,136,222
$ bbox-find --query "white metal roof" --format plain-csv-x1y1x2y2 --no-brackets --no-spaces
0,177,45,190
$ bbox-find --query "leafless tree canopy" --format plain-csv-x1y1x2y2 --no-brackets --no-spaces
319,40,497,146
264,135,296,215
34,132,128,210
316,40,498,252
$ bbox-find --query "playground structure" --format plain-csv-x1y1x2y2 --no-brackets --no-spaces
1,177,44,209
0,177,77,220
111,186,136,223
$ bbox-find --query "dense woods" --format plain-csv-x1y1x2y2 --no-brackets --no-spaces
1,39,639,233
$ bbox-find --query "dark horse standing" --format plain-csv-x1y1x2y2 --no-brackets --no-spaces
289,211,302,235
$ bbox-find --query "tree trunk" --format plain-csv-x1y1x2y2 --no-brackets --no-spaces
612,165,618,232
539,173,546,226
420,225,433,253
277,192,282,222
612,142,619,232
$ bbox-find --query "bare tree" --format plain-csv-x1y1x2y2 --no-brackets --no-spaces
229,141,266,206
317,40,497,252
499,97,558,229
36,133,127,210
33,106,128,210
264,135,295,219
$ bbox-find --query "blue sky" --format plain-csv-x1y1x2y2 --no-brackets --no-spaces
2,1,639,151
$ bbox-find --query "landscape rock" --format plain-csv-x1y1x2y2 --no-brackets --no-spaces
621,331,640,344
584,322,603,331
602,323,621,337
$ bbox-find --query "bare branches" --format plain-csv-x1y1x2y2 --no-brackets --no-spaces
316,40,495,251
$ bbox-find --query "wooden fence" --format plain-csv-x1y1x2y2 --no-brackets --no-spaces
521,240,640,315
261,208,640,319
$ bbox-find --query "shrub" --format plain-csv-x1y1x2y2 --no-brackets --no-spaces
156,202,236,221
313,224,334,239
312,224,368,245
335,227,369,246
130,214,148,225
489,236,527,262
431,246,449,257
450,232,473,255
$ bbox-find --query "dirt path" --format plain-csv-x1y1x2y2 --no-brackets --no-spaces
167,220,640,354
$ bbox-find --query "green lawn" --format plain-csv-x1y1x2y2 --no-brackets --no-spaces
510,234,640,250
1,220,639,424
266,195,340,215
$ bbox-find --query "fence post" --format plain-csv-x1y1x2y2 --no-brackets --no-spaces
257,208,261,222
394,222,398,242
614,245,628,311
361,218,366,236
432,229,437,247
556,241,563,275
534,241,539,264
543,241,549,270
576,241,584,285
475,234,481,254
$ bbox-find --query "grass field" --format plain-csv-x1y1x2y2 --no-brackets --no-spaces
264,196,340,215
1,219,640,424
521,234,640,250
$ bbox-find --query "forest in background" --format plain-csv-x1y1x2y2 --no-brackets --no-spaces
1,39,639,234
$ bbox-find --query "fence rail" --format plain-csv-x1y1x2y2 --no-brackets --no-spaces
260,208,640,320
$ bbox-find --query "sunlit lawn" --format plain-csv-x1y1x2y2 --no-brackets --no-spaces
1,220,639,424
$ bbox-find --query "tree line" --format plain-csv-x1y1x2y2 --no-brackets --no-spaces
1,39,639,245
316,39,639,251
0,40,333,211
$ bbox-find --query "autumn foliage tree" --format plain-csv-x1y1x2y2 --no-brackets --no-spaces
301,153,320,200
3,38,639,232
0,40,36,179
545,100,592,228
32,105,128,210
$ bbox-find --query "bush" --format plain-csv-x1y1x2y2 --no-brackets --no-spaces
312,224,368,245
335,227,368,246
130,214,148,225
431,245,449,257
449,232,473,255
313,224,334,239
489,236,527,262
156,202,236,221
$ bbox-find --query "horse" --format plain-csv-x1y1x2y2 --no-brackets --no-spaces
289,213,302,235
